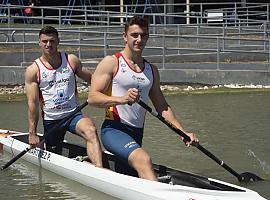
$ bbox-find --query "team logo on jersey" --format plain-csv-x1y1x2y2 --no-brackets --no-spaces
49,78,70,87
121,68,127,73
53,89,69,105
57,89,64,98
132,75,136,80
132,75,145,83
42,72,47,79
61,66,70,74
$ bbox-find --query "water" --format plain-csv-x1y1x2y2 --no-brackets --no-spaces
0,92,270,199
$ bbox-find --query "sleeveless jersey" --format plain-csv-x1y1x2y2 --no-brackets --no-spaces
35,52,78,120
105,52,153,128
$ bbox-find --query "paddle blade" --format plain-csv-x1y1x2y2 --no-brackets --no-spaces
239,172,264,182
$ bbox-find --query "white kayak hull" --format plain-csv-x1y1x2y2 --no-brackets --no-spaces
0,129,266,200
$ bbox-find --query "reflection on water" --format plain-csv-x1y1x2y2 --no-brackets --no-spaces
0,92,270,199
0,154,119,200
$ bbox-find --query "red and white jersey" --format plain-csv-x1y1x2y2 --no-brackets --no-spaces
105,52,153,128
35,52,78,120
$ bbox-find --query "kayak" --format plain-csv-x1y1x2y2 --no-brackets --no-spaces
0,129,266,200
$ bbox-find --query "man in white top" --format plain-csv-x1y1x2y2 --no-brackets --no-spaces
88,16,199,180
25,26,103,168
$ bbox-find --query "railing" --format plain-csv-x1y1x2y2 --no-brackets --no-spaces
0,26,269,72
0,3,269,27
0,3,270,72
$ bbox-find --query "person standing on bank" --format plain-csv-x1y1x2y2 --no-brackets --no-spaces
88,16,199,180
25,26,103,168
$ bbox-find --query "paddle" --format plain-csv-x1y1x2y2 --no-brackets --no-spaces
137,99,264,182
1,101,88,170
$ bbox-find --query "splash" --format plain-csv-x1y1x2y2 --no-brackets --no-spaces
248,149,270,174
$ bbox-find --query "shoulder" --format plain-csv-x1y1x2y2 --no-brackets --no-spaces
147,62,158,74
144,59,157,70
67,53,81,69
147,63,160,85
101,55,118,65
67,53,79,61
25,62,38,75
25,62,39,82
96,55,118,71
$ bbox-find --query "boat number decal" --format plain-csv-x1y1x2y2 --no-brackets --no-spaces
29,148,51,161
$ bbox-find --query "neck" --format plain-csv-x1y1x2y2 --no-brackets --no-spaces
122,49,142,64
41,52,61,68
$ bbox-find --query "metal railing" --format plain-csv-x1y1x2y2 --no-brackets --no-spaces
0,26,270,71
0,3,270,72
0,3,269,27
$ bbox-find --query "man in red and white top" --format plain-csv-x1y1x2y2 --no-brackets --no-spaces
25,26,103,168
88,16,199,181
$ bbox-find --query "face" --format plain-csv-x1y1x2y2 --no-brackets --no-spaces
123,24,149,53
39,33,59,55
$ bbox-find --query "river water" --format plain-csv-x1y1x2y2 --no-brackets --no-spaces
0,92,270,200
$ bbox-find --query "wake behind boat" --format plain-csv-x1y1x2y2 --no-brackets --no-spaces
0,129,266,200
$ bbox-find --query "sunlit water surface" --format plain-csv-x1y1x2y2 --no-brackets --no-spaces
0,92,269,199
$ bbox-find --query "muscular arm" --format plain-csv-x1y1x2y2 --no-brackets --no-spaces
149,65,186,132
68,54,92,84
88,56,138,107
149,65,198,146
25,63,40,147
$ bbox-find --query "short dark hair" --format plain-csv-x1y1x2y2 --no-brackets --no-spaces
39,26,58,38
124,15,149,33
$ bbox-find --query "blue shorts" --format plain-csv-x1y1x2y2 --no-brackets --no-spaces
101,119,143,163
43,112,84,153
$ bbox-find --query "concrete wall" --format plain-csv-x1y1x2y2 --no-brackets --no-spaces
159,69,270,85
1,65,269,86
0,66,26,85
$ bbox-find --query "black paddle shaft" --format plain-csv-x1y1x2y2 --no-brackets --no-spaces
1,101,88,170
138,100,263,182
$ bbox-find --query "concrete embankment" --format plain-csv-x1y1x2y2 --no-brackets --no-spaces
1,64,270,86
1,83,270,96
